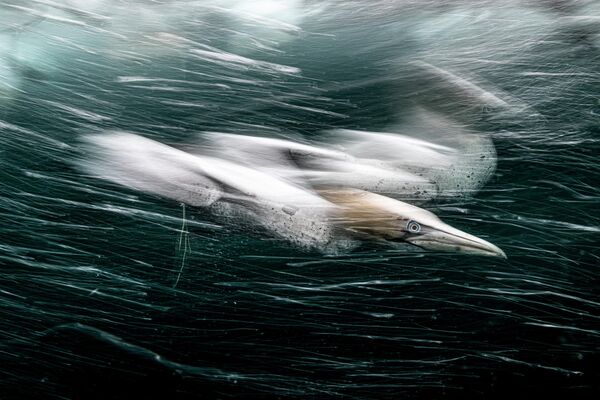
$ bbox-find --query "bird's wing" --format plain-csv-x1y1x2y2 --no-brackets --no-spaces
326,107,498,198
80,131,332,208
79,132,223,207
79,131,337,249
197,132,436,201
196,132,348,180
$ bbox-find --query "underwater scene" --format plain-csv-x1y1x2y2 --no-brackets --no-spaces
0,1,599,398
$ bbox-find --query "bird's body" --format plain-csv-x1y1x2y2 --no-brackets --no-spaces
80,131,506,257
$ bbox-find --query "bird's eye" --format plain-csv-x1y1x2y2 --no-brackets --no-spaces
407,220,421,233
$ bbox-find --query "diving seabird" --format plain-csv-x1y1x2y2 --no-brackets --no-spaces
79,131,505,257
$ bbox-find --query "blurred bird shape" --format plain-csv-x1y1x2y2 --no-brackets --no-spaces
80,131,506,258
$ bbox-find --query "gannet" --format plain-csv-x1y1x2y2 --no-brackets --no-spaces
80,131,505,257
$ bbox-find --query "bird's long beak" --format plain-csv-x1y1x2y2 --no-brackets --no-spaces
405,221,506,258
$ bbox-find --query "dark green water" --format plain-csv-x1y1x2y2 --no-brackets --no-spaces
0,1,599,399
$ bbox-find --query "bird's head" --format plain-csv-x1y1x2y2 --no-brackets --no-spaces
393,212,506,258
321,189,506,258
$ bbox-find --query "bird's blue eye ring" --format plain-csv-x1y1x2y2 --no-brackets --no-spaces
407,220,421,233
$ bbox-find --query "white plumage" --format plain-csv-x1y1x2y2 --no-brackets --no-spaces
79,128,505,257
